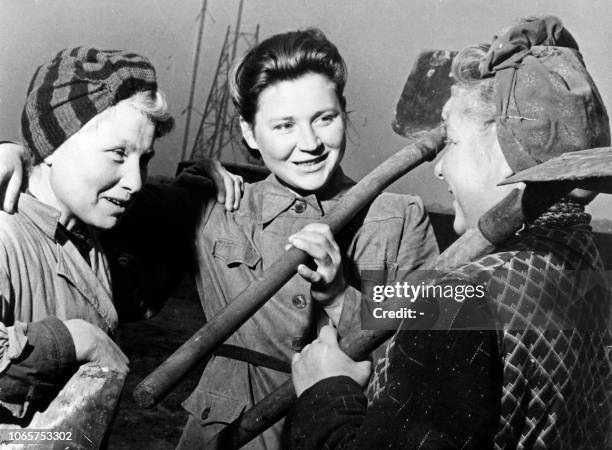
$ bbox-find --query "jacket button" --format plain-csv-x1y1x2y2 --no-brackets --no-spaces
294,200,306,213
292,294,307,309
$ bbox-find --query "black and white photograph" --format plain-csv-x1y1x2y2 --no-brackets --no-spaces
0,1,611,448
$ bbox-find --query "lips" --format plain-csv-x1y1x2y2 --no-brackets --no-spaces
292,152,329,168
103,196,130,210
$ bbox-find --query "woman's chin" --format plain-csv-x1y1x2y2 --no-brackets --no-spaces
285,173,329,194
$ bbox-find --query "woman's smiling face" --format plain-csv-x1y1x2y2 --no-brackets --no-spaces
434,92,515,235
241,72,346,194
47,101,155,230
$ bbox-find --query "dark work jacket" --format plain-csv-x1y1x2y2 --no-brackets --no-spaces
288,225,612,449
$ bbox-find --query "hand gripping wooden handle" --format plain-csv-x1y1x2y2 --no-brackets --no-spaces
133,127,447,409
205,181,574,449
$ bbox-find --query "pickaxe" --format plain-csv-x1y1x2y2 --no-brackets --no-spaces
201,57,612,448
133,51,611,444
133,50,457,409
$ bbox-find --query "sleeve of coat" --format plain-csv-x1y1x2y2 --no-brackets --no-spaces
104,179,215,321
287,286,501,450
0,263,76,418
337,194,440,339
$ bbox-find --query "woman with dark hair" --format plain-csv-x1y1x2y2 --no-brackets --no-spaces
289,16,612,449
177,28,438,449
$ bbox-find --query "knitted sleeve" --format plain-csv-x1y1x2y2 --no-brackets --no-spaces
288,302,501,449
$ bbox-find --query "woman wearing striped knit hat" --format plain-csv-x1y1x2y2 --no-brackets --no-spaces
0,48,237,425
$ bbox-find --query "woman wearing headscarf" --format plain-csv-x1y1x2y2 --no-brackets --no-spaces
289,16,612,449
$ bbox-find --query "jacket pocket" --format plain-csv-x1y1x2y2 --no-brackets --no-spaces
212,238,261,269
182,388,247,425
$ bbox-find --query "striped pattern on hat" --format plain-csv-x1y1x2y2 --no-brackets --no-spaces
22,47,158,163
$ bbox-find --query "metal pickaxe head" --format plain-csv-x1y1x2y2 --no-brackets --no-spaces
500,147,612,193
393,49,456,139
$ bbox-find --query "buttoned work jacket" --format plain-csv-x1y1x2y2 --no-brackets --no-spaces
0,194,115,419
182,170,439,449
0,180,206,422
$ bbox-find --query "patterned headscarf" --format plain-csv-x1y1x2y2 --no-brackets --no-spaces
479,16,610,173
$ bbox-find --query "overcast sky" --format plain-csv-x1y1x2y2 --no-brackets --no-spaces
1,0,610,220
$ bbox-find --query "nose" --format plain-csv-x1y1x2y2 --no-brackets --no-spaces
120,157,143,194
297,124,321,152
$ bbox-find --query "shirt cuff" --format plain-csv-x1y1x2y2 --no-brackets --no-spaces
290,376,366,447
29,316,77,377
4,316,77,390
0,317,77,418
299,375,363,403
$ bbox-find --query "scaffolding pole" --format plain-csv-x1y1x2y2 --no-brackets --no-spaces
180,0,208,161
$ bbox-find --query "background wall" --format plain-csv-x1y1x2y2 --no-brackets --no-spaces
1,0,610,223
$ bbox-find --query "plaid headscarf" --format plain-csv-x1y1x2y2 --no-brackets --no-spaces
479,16,610,173
22,47,158,163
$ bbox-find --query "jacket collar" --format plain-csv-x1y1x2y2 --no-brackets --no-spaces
18,194,115,331
521,224,604,270
17,193,62,240
257,168,355,224
18,193,97,248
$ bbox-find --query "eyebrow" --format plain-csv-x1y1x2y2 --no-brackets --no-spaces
312,108,339,116
272,109,339,123
268,116,294,122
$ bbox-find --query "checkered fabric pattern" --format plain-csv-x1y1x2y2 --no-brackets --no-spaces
484,227,611,449
368,225,611,449
22,47,158,163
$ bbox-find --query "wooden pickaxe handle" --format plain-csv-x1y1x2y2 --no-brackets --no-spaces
205,181,575,449
133,128,447,409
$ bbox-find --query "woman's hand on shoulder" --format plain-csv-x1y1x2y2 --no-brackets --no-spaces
0,142,26,213
178,158,244,211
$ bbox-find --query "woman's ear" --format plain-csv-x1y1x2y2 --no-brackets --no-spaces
239,116,259,150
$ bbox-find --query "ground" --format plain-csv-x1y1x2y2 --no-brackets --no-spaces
107,296,207,449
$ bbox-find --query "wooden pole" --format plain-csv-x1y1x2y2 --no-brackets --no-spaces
205,181,575,449
133,128,446,409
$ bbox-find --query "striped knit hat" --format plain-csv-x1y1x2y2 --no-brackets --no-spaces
22,47,158,163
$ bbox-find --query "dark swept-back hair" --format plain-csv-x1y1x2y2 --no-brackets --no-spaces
229,27,347,125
